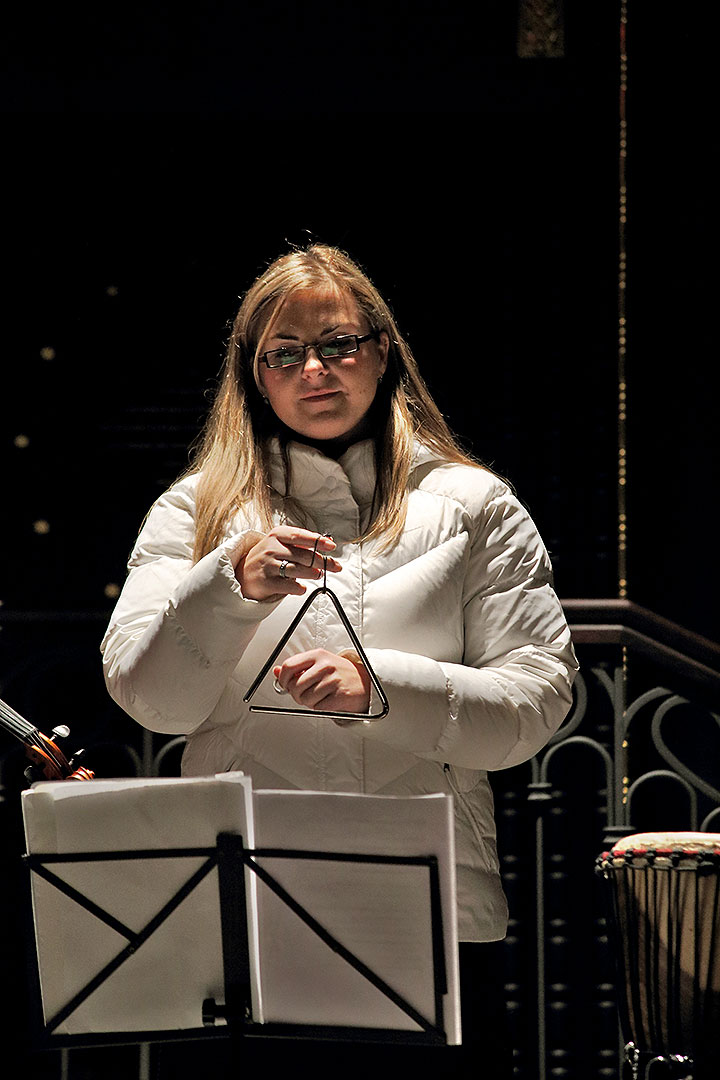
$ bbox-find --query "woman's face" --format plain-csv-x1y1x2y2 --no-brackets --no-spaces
257,288,388,446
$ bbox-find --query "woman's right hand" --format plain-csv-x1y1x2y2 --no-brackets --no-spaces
237,527,341,601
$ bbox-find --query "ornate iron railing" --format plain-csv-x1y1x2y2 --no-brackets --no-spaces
495,600,720,1079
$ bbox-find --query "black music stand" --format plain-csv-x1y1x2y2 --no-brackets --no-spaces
23,811,457,1049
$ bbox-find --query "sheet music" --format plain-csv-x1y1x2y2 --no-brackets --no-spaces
251,789,461,1044
22,780,460,1044
22,774,256,1034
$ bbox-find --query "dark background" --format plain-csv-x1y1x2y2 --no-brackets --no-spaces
0,2,717,1073
2,1,716,643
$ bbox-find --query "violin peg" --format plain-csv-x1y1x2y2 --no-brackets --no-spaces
68,748,94,781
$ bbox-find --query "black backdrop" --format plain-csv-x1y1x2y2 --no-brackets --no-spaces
2,1,716,642
2,109,618,609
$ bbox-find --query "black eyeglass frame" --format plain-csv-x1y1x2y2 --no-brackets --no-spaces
259,331,380,369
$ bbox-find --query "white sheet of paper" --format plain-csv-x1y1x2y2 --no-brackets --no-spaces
23,780,459,1045
251,789,460,1044
22,774,256,1035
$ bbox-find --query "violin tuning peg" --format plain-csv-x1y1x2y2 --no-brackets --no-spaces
51,725,71,740
24,766,41,785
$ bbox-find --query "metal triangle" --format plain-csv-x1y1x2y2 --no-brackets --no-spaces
243,581,389,722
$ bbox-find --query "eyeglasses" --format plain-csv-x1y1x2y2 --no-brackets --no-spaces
259,332,379,369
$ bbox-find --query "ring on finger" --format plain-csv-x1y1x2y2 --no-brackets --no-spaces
279,559,289,579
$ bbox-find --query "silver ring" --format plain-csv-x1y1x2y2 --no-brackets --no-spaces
279,559,289,579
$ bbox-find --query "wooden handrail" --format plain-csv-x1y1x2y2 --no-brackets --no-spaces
561,598,720,695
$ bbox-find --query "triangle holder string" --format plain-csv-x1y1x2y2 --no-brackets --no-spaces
243,551,389,722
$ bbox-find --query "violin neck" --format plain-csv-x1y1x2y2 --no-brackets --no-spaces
0,697,38,746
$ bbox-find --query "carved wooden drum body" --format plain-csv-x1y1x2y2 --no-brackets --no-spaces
597,832,720,1076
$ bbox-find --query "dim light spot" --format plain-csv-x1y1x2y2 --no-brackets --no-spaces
33,520,50,534
40,347,56,361
14,434,30,448
104,583,121,599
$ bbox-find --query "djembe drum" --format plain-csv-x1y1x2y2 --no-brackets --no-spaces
597,832,720,1079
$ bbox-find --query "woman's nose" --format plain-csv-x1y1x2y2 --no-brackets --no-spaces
301,347,328,375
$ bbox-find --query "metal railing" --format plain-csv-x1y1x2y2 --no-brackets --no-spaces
494,599,720,1079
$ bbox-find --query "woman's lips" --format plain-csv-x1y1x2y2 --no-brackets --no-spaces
302,390,340,401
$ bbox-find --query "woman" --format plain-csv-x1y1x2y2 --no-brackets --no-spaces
101,244,577,1077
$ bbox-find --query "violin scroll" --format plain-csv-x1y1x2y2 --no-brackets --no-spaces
1,696,94,783
23,729,94,783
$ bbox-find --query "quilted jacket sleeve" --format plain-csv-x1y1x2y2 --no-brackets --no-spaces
101,479,278,734
360,482,578,771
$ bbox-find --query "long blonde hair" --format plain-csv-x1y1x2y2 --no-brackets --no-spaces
186,244,480,561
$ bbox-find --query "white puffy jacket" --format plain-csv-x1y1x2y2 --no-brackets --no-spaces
101,439,578,941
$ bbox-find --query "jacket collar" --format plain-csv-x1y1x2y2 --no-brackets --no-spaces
266,438,440,514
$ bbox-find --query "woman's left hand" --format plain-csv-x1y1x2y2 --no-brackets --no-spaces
273,649,371,714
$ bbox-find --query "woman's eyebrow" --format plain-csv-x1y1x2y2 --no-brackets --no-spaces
270,322,349,342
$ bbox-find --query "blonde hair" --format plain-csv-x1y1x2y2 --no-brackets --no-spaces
186,244,481,561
